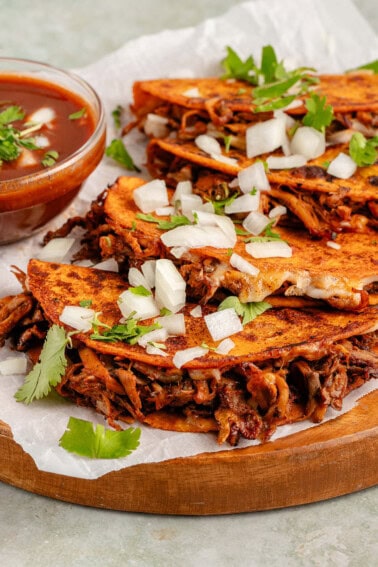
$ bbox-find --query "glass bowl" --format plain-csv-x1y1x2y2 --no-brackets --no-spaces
0,57,106,244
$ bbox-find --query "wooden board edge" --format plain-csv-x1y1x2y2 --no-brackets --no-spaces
0,390,377,515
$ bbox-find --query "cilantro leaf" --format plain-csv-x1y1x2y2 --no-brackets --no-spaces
302,93,334,132
59,417,141,459
221,46,258,84
350,59,378,74
14,325,69,404
90,318,161,344
105,138,141,172
79,299,93,308
349,133,378,167
209,192,238,215
0,105,24,126
129,285,152,296
218,296,271,325
112,105,123,129
69,107,87,120
135,212,191,230
41,150,59,168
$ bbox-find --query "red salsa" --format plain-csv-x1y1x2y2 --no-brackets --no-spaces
0,75,96,181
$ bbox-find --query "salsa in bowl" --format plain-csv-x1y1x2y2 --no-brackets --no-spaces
0,58,106,244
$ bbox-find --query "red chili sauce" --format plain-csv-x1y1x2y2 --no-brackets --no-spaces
0,75,95,181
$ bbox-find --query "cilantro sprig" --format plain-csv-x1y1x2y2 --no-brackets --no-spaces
14,325,71,404
349,133,378,167
105,138,141,172
136,212,191,230
218,296,271,325
302,93,334,132
59,417,141,459
0,105,40,164
90,317,161,344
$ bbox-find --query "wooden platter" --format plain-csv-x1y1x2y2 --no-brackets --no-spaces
0,389,377,515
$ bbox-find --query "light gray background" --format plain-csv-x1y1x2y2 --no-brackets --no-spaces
0,1,377,566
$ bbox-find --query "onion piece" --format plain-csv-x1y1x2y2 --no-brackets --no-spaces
144,113,169,138
38,237,75,262
93,258,119,272
128,267,151,290
209,152,238,166
155,206,175,216
190,305,202,318
141,260,156,288
230,253,259,276
155,259,186,313
246,240,292,258
266,154,307,169
170,246,189,259
156,313,186,335
224,192,260,214
180,193,203,220
182,87,201,98
118,290,160,321
290,126,325,159
146,344,168,357
238,162,270,193
269,205,287,219
137,327,168,347
161,225,236,249
171,180,193,204
28,106,56,125
326,241,341,250
34,134,50,148
173,346,209,368
59,306,95,332
215,338,235,355
0,356,28,375
204,308,243,341
242,211,270,235
133,179,169,213
327,152,357,179
246,115,286,158
195,134,222,155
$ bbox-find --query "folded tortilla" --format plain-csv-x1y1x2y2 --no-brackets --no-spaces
10,258,374,445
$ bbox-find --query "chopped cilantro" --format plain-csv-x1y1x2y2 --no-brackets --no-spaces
112,105,123,129
223,135,232,153
129,285,152,296
79,299,93,308
350,59,378,74
221,46,258,84
209,192,238,215
302,93,334,132
135,212,191,230
0,105,24,125
218,296,271,325
14,325,70,404
349,133,378,167
90,317,161,345
41,150,59,168
59,416,141,459
68,107,87,120
105,138,141,172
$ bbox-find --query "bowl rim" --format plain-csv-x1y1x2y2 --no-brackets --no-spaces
0,56,106,188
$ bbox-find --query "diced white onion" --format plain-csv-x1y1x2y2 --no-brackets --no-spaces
269,205,287,219
137,327,168,347
34,134,50,148
171,180,193,204
156,313,186,335
182,87,201,98
215,338,235,355
93,258,119,272
141,260,156,288
290,126,325,159
145,344,168,357
180,193,204,221
173,346,209,368
204,308,243,341
28,106,56,125
59,306,95,332
170,246,189,258
38,237,75,262
118,290,160,321
266,154,307,169
199,201,214,213
214,214,237,246
230,253,259,276
133,179,169,213
155,259,186,313
128,267,151,290
155,206,175,216
327,152,357,179
242,211,270,236
144,113,169,138
195,134,222,155
246,116,286,158
238,162,270,193
326,241,341,250
161,225,235,249
224,192,260,214
190,305,202,318
246,240,292,258
17,149,38,168
0,356,28,375
209,152,238,166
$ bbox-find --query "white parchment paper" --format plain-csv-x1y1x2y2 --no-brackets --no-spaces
0,0,377,479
